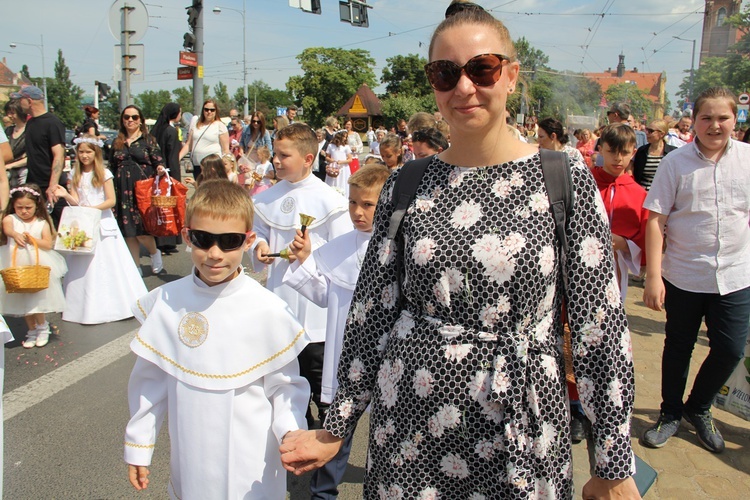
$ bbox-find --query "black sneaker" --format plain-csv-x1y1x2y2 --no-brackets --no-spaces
570,411,590,444
641,414,681,448
684,409,725,453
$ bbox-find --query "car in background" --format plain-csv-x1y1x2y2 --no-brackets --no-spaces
101,129,119,161
64,129,77,169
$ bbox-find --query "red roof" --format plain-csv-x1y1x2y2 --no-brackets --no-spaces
0,58,32,87
584,70,663,103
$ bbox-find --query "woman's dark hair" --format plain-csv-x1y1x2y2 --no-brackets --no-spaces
412,127,449,151
4,99,26,123
83,105,99,117
113,105,154,150
151,102,181,145
538,118,568,145
250,111,267,139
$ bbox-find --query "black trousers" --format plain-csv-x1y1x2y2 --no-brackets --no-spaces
661,279,750,417
298,341,328,424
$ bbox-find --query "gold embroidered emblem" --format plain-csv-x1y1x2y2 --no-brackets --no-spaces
178,312,209,348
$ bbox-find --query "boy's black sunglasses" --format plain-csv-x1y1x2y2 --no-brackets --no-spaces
424,53,510,92
187,228,250,251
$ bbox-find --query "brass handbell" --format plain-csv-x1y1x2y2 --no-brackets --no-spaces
264,248,291,260
299,213,316,234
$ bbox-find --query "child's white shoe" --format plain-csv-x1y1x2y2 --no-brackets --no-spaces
150,250,163,274
22,330,38,349
35,323,51,348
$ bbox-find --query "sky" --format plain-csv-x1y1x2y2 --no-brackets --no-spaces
0,0,711,115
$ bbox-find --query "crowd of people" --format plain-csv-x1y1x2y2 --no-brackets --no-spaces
0,1,748,498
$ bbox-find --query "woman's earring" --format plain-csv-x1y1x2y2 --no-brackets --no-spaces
508,87,515,94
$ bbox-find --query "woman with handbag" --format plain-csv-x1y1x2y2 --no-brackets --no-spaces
109,105,166,275
280,2,640,498
179,99,229,180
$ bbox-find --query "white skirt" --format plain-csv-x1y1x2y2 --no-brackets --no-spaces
61,217,147,324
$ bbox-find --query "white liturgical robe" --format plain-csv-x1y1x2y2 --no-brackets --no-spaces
284,229,371,404
124,271,310,500
251,174,351,342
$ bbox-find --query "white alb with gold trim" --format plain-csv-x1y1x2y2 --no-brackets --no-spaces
124,271,310,499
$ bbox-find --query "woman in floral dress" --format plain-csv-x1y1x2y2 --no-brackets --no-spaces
109,105,166,274
281,3,640,499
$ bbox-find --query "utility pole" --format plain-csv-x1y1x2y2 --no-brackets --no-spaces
192,0,204,116
119,3,135,110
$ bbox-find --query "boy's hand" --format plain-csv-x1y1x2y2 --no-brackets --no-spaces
612,234,628,253
256,240,275,264
289,229,312,264
643,275,665,312
128,465,150,491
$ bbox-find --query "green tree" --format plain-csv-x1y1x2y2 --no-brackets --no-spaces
380,94,436,128
135,90,172,121
212,81,233,115
381,54,432,98
604,83,654,121
676,58,728,106
171,85,210,116
286,47,377,127
100,90,121,130
514,37,549,72
232,80,293,119
46,49,84,128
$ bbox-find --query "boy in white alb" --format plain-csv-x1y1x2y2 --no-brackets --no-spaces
252,123,351,426
283,164,390,498
125,180,310,499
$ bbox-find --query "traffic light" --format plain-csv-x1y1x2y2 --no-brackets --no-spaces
289,0,321,14
186,5,201,29
183,32,196,51
96,81,111,101
339,0,370,28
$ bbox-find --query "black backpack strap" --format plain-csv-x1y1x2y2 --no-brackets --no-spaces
539,149,574,253
386,156,433,241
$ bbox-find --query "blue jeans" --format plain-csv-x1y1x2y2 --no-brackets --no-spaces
660,280,750,417
309,429,355,499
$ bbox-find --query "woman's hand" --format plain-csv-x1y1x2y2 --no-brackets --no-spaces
582,476,641,499
280,429,344,475
127,464,150,491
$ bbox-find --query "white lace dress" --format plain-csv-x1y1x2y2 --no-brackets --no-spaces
61,170,147,324
0,216,67,316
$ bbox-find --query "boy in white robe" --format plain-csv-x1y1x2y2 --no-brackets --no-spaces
251,123,351,427
284,164,391,498
125,180,310,499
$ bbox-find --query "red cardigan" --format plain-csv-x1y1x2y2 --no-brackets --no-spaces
591,167,649,265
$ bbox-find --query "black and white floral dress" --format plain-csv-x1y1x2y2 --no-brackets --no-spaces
324,153,636,499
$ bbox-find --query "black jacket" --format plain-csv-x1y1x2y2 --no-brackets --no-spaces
633,142,677,187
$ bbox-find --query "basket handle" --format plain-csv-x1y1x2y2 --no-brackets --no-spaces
12,235,40,267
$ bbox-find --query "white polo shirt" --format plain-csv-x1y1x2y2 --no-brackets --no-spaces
644,139,750,295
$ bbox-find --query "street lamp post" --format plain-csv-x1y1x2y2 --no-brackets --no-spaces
673,36,696,105
213,2,248,117
9,35,48,110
